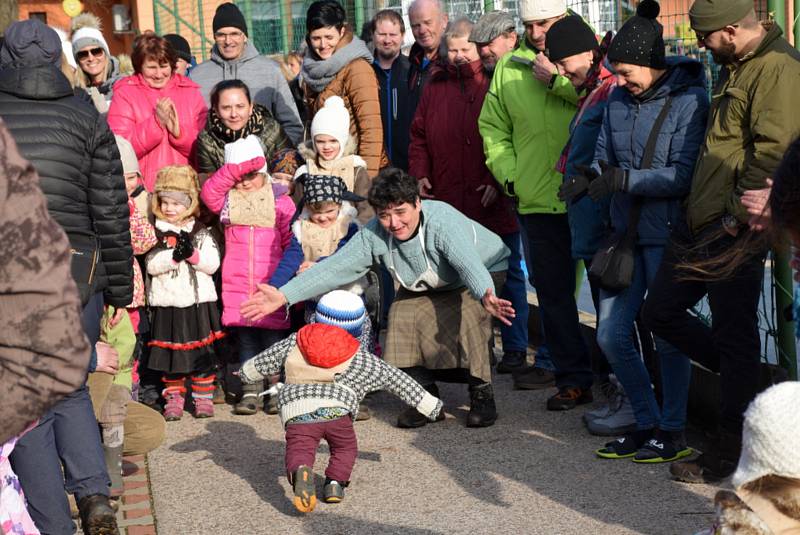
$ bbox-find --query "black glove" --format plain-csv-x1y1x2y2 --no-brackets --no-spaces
558,164,598,204
588,160,627,201
172,230,195,262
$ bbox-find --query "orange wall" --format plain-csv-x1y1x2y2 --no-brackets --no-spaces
19,0,136,57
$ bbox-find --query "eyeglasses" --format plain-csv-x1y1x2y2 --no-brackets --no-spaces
214,30,244,41
695,24,737,43
76,47,105,60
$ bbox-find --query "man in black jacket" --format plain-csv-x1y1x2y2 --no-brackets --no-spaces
0,20,132,535
371,9,411,171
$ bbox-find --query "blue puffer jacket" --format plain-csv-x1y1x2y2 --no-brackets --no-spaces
593,56,709,245
564,70,615,260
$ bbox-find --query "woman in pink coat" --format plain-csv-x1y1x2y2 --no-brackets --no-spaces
108,32,207,191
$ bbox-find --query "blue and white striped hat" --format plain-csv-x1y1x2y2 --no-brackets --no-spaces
315,290,366,337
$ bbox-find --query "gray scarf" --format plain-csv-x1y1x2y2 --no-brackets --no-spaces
302,36,374,93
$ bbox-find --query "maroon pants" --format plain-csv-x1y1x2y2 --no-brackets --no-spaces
284,416,358,483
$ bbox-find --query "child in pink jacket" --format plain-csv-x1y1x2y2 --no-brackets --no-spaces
200,135,299,416
107,35,207,192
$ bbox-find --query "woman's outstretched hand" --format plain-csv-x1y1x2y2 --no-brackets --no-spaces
481,288,515,326
241,284,287,322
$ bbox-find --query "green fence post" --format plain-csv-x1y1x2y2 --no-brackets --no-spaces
241,0,253,48
795,0,800,49
279,0,288,54
774,250,797,379
355,0,365,36
154,3,161,35
769,0,787,30
197,0,207,60
484,0,495,12
173,0,180,33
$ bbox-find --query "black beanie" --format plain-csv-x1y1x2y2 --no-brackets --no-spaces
607,0,666,69
213,3,248,36
545,16,598,62
164,34,192,62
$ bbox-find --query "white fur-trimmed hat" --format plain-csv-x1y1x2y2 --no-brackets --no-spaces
310,96,350,160
315,290,366,337
224,135,268,174
519,0,567,21
733,381,800,488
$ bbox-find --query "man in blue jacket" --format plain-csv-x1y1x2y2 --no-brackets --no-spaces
371,9,411,171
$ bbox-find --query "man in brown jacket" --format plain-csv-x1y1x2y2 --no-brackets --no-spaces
642,0,800,484
0,118,91,446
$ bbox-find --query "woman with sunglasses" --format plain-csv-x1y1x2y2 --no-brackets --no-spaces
70,13,124,113
108,32,207,192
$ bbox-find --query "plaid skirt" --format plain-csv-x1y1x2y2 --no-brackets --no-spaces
384,272,505,383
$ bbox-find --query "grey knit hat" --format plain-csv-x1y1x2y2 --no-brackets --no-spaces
469,11,516,44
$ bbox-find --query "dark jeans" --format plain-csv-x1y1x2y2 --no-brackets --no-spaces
11,386,109,535
521,213,592,389
285,416,358,483
642,225,766,437
11,292,109,535
237,327,286,365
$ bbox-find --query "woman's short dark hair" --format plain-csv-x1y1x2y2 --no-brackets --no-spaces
210,79,251,110
368,168,420,211
131,32,177,74
306,0,347,33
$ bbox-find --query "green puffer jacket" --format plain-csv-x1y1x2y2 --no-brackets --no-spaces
686,22,800,234
478,37,577,215
196,103,292,174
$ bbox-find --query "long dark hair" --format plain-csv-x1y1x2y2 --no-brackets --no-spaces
677,138,800,281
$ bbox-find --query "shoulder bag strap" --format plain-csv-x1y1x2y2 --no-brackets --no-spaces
627,95,675,236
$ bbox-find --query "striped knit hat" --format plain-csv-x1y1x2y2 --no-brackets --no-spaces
315,290,366,337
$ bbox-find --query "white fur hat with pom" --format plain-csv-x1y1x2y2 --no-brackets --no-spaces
310,96,350,160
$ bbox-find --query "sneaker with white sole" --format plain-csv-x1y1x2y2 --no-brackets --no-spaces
582,378,622,425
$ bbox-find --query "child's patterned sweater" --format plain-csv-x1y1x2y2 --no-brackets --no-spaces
239,324,442,426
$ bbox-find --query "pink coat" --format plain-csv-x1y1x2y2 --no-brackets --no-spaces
201,165,296,329
108,73,207,191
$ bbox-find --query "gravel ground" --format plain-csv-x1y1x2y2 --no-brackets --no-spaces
148,371,720,535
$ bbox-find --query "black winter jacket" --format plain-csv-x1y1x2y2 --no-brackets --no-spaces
0,64,133,308
372,54,411,171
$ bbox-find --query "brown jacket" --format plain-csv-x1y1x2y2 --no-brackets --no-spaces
0,119,91,445
305,32,389,179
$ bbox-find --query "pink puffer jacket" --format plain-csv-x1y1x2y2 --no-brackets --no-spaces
108,73,207,191
201,164,296,329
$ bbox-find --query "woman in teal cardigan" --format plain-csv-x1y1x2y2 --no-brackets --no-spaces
241,168,514,428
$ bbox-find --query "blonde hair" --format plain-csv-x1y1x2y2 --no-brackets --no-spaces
307,200,340,212
444,17,473,43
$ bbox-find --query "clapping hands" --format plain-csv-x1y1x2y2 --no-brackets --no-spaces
156,98,180,138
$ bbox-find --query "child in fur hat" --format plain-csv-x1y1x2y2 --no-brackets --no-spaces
146,165,224,421
238,289,443,513
296,96,373,223
200,135,299,416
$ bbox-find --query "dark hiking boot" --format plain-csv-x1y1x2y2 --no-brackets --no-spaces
397,384,444,428
355,402,371,421
496,350,527,374
669,431,740,483
546,386,593,411
78,494,119,535
512,366,556,390
467,383,497,427
234,382,261,416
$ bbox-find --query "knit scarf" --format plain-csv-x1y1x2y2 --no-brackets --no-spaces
302,37,374,93
208,103,269,144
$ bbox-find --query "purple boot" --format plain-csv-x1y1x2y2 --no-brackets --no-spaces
192,375,216,418
162,384,185,421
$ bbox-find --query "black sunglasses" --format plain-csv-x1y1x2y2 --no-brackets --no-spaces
77,47,105,60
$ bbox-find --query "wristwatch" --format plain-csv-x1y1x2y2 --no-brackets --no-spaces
722,214,741,234
547,72,559,90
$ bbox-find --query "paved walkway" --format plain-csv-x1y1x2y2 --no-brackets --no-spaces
145,372,721,535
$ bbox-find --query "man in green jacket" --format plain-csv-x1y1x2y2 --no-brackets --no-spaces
642,0,800,484
479,0,592,411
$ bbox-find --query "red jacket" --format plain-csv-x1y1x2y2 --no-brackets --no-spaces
409,60,518,236
108,73,207,191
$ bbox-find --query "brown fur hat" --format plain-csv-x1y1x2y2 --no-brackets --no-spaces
152,165,201,222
